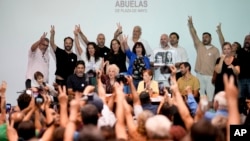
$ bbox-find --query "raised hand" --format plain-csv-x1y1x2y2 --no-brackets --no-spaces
0,81,7,94
125,75,133,85
223,74,238,99
116,22,122,33
216,23,222,33
169,75,179,95
40,32,47,40
121,35,128,47
50,25,55,35
74,24,81,35
58,85,68,104
169,65,177,75
188,16,193,25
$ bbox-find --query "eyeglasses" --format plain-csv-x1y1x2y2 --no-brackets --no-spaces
42,43,49,47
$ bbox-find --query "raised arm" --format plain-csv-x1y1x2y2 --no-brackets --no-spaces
214,55,225,74
78,25,90,45
64,99,80,141
223,74,240,141
170,66,194,131
216,23,225,48
114,22,123,39
74,25,83,56
121,35,129,52
31,32,48,52
114,82,128,140
50,25,57,51
187,16,202,49
0,81,7,124
126,75,141,106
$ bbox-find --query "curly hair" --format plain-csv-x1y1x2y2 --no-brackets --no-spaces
137,110,154,135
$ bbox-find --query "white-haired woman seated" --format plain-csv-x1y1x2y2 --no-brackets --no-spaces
100,64,120,96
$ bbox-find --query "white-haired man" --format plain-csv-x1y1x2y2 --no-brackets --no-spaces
204,91,228,121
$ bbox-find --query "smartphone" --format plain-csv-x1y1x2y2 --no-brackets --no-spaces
6,103,11,113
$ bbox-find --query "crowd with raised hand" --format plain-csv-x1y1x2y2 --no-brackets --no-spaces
1,16,250,140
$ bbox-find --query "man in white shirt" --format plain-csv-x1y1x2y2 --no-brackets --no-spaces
25,33,50,89
127,25,152,58
153,34,178,86
169,32,189,79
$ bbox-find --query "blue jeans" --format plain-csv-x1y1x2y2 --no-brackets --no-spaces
238,78,250,98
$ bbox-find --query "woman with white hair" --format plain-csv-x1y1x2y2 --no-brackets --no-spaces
101,64,120,95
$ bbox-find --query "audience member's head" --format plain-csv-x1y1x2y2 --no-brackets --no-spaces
211,115,227,140
213,91,227,110
145,115,172,140
52,127,65,141
78,125,105,141
17,91,32,110
17,120,36,140
81,104,99,126
190,119,224,141
137,110,154,136
169,125,187,141
100,125,116,140
159,102,176,121
139,91,151,104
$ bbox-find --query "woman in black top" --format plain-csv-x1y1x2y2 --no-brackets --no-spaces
107,39,127,73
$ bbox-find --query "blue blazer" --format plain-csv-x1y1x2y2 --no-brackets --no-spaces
125,49,150,75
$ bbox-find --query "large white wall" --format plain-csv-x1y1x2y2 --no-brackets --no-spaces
0,0,249,105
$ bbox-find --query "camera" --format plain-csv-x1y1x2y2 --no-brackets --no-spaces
115,74,127,84
6,103,11,113
81,93,94,101
35,94,44,105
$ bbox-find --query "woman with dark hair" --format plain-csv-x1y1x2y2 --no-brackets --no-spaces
121,36,150,88
232,41,241,58
166,51,173,65
74,28,103,74
107,39,127,73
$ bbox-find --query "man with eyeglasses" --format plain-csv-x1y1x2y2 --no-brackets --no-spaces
25,32,50,89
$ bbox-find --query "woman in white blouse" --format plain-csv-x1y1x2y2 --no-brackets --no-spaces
74,27,103,74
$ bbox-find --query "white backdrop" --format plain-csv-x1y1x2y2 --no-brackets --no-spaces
0,0,249,105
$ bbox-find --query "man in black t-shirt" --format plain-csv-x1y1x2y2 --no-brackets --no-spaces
50,25,77,86
67,60,90,95
77,25,110,61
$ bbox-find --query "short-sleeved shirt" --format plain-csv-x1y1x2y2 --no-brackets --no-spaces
98,46,110,61
214,57,239,94
55,47,77,80
67,74,89,92
177,74,200,95
26,48,49,82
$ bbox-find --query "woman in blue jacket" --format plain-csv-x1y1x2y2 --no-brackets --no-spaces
121,36,151,89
